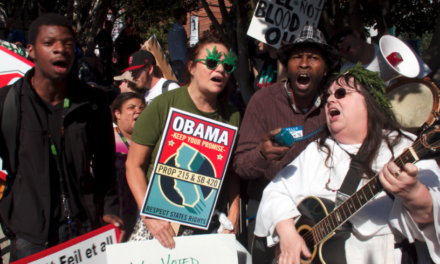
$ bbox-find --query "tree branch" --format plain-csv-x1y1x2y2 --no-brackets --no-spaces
349,0,363,34
235,0,252,104
200,0,231,48
372,0,390,37
218,0,236,51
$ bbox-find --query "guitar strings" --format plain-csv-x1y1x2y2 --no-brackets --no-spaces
302,139,435,246
299,138,436,246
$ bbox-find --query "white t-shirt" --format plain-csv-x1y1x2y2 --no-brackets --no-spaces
144,78,180,105
340,43,431,79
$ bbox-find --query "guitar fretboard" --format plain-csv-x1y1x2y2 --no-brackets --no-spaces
308,145,419,246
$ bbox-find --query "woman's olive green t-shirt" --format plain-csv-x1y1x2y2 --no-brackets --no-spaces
131,85,241,182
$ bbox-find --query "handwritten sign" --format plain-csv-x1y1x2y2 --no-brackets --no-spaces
106,234,238,264
13,225,120,264
247,0,324,48
141,108,237,229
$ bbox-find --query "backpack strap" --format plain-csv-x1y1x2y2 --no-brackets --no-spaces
162,80,179,93
1,79,22,185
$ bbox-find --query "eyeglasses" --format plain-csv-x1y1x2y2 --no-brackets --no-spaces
193,45,237,74
327,88,355,100
194,58,236,74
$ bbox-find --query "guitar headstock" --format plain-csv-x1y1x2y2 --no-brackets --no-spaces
417,117,440,160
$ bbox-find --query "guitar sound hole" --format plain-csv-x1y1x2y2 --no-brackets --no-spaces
301,252,312,261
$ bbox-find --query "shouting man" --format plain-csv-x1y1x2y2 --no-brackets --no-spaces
0,14,121,260
233,25,339,264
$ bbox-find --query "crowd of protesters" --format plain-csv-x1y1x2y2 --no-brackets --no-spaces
0,8,439,264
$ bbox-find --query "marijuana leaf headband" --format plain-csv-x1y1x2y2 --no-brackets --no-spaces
340,62,392,110
194,45,237,73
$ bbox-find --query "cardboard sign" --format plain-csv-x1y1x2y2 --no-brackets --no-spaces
13,225,120,264
106,234,238,264
141,108,237,229
142,35,177,82
0,44,33,88
247,0,325,48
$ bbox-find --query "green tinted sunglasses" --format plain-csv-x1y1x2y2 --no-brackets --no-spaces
194,45,237,74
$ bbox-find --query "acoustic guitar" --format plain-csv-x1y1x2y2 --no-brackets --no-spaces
254,120,440,264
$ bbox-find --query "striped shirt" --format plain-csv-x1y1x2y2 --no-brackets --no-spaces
233,80,326,200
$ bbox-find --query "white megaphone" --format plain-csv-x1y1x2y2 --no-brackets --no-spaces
377,35,420,82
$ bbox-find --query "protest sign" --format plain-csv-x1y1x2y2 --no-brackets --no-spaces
0,39,27,57
247,0,325,48
141,108,237,229
0,43,33,88
142,35,177,82
13,225,120,264
0,43,33,181
106,234,238,264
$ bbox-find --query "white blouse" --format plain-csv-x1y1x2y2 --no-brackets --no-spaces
255,131,440,263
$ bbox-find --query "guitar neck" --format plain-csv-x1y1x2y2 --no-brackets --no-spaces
309,143,420,246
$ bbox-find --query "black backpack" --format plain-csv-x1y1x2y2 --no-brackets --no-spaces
0,78,22,193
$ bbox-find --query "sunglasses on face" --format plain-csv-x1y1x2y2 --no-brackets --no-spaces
193,45,237,74
332,32,351,48
327,88,355,100
194,58,236,74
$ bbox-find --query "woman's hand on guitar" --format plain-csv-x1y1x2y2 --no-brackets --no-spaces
380,161,420,199
379,161,434,223
143,216,176,249
276,218,311,264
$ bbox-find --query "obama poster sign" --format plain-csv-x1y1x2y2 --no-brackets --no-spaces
141,108,237,229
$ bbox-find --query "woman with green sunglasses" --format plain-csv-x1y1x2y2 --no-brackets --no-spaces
125,34,241,248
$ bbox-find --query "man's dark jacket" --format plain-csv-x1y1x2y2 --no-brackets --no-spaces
0,69,119,246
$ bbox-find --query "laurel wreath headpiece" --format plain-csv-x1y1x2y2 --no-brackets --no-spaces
340,62,392,110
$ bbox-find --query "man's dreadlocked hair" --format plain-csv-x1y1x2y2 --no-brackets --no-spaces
318,64,409,179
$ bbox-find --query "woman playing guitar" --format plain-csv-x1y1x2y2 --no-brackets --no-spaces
254,64,440,264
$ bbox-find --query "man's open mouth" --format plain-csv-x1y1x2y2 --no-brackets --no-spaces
53,60,68,68
297,74,310,86
346,45,351,52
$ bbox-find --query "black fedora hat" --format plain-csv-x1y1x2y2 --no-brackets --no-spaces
277,24,339,69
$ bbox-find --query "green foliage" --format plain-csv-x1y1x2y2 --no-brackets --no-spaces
388,0,439,38
122,0,199,57
400,31,433,57
340,62,391,110
322,0,439,39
